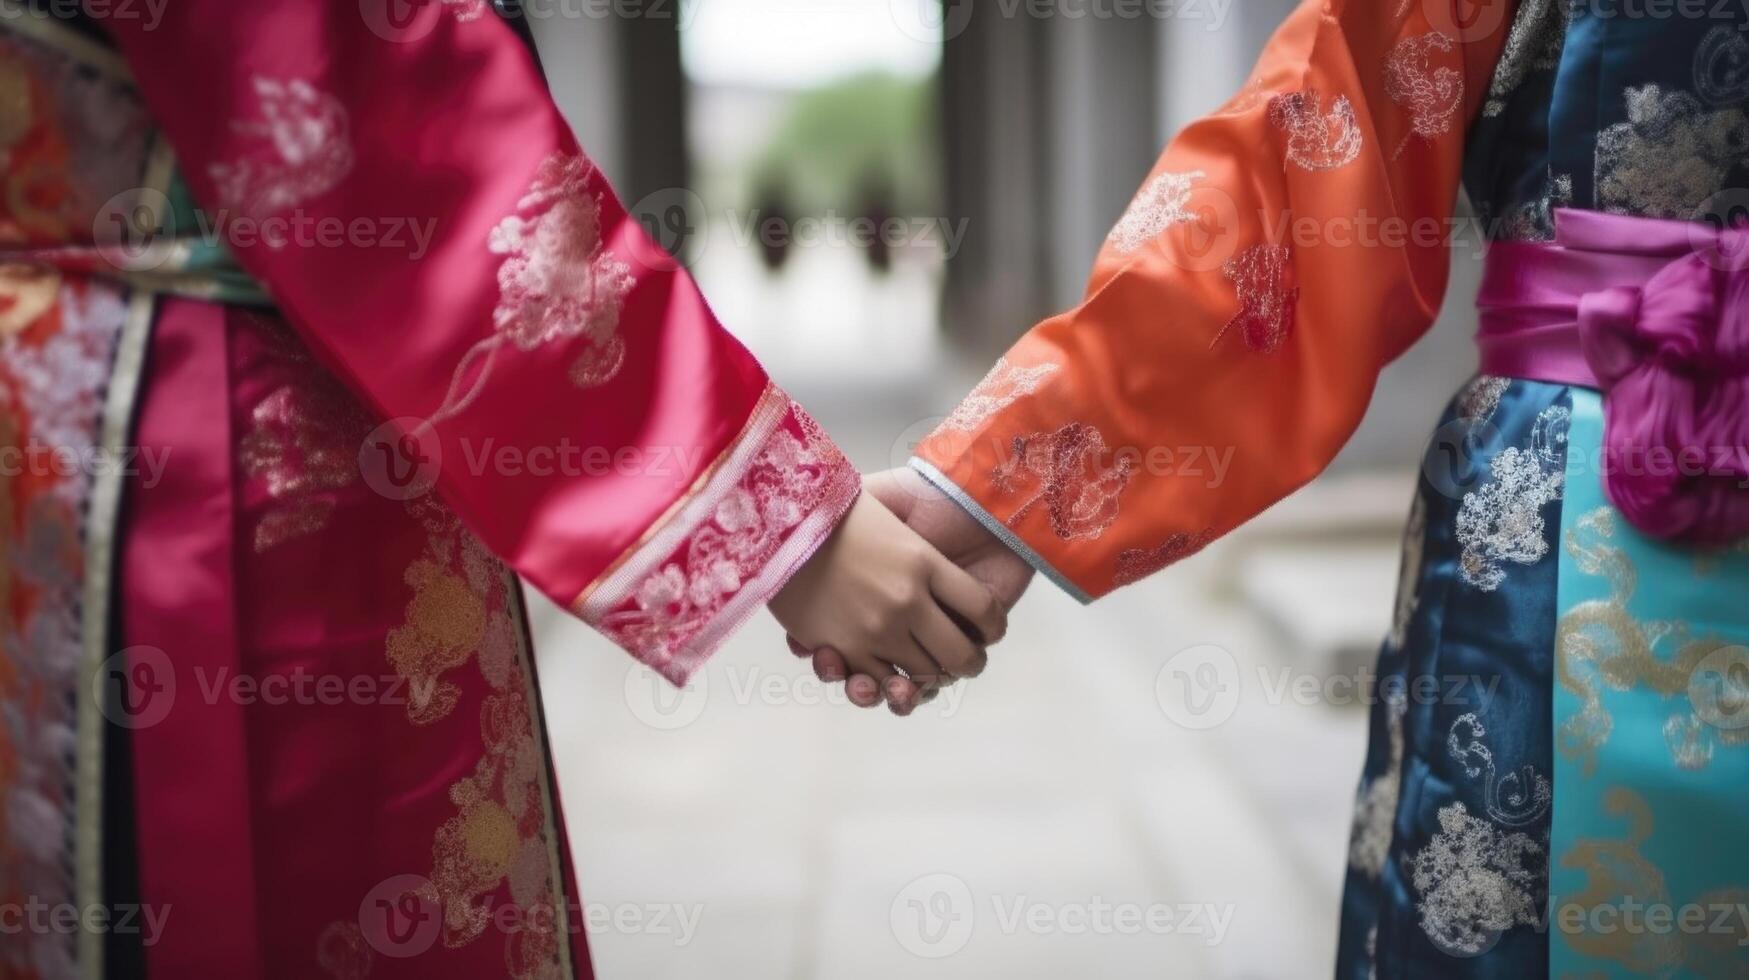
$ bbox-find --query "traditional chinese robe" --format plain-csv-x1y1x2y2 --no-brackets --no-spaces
0,2,859,978
914,1,1749,976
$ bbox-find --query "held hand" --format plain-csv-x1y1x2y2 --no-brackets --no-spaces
769,491,1008,713
797,468,1035,712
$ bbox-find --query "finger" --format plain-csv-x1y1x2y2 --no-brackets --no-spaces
845,674,883,708
927,556,1009,645
885,636,942,715
840,650,900,710
787,635,812,658
911,602,988,679
810,647,850,683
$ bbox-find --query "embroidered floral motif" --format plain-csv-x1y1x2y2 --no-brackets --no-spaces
1447,714,1551,828
993,422,1136,542
1408,803,1546,956
941,358,1061,433
1483,0,1568,118
1107,170,1206,254
1595,85,1749,219
381,498,567,980
1268,90,1363,171
1493,171,1573,243
1385,33,1464,159
1215,244,1297,353
1556,507,1749,775
1114,529,1214,586
1348,688,1407,879
487,152,636,390
1455,403,1568,591
385,500,519,726
1389,492,1427,650
238,325,373,553
442,0,491,21
209,77,355,222
592,395,860,679
1695,25,1749,107
1458,375,1511,424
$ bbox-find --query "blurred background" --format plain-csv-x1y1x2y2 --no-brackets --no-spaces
525,1,1486,976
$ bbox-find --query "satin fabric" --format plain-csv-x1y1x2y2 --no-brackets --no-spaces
1550,392,1749,978
1335,378,1563,979
1479,209,1749,545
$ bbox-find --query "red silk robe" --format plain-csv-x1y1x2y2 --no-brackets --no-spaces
0,4,857,978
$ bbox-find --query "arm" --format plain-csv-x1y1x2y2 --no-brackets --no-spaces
911,0,1516,600
94,2,1001,685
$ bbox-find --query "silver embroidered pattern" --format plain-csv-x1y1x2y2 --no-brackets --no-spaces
1458,375,1510,424
1595,85,1749,219
941,357,1061,433
1409,803,1546,956
1216,244,1297,353
1385,33,1464,159
209,77,355,222
1268,91,1363,171
1455,403,1567,591
1695,25,1749,107
1348,687,1408,879
1447,714,1552,828
1108,170,1206,254
1493,171,1573,243
1483,0,1568,118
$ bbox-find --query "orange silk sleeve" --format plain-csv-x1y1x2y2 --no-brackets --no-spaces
913,0,1516,601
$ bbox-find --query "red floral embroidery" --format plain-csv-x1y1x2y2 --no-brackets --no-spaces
583,388,860,683
1115,529,1216,586
1216,244,1298,353
994,422,1136,541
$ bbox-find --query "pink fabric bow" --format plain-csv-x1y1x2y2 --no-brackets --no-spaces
1576,235,1749,546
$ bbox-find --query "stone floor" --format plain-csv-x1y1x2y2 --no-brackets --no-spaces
529,374,1416,979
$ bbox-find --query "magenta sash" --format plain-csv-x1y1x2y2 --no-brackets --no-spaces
1476,208,1749,546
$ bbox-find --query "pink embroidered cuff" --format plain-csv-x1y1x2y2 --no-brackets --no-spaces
573,384,861,685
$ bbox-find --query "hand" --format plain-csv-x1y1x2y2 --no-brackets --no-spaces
769,491,1008,712
796,467,1035,712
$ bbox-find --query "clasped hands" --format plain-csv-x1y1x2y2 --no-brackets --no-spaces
769,468,1034,715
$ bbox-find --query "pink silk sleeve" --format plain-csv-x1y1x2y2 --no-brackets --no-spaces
96,2,859,684
913,0,1515,601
